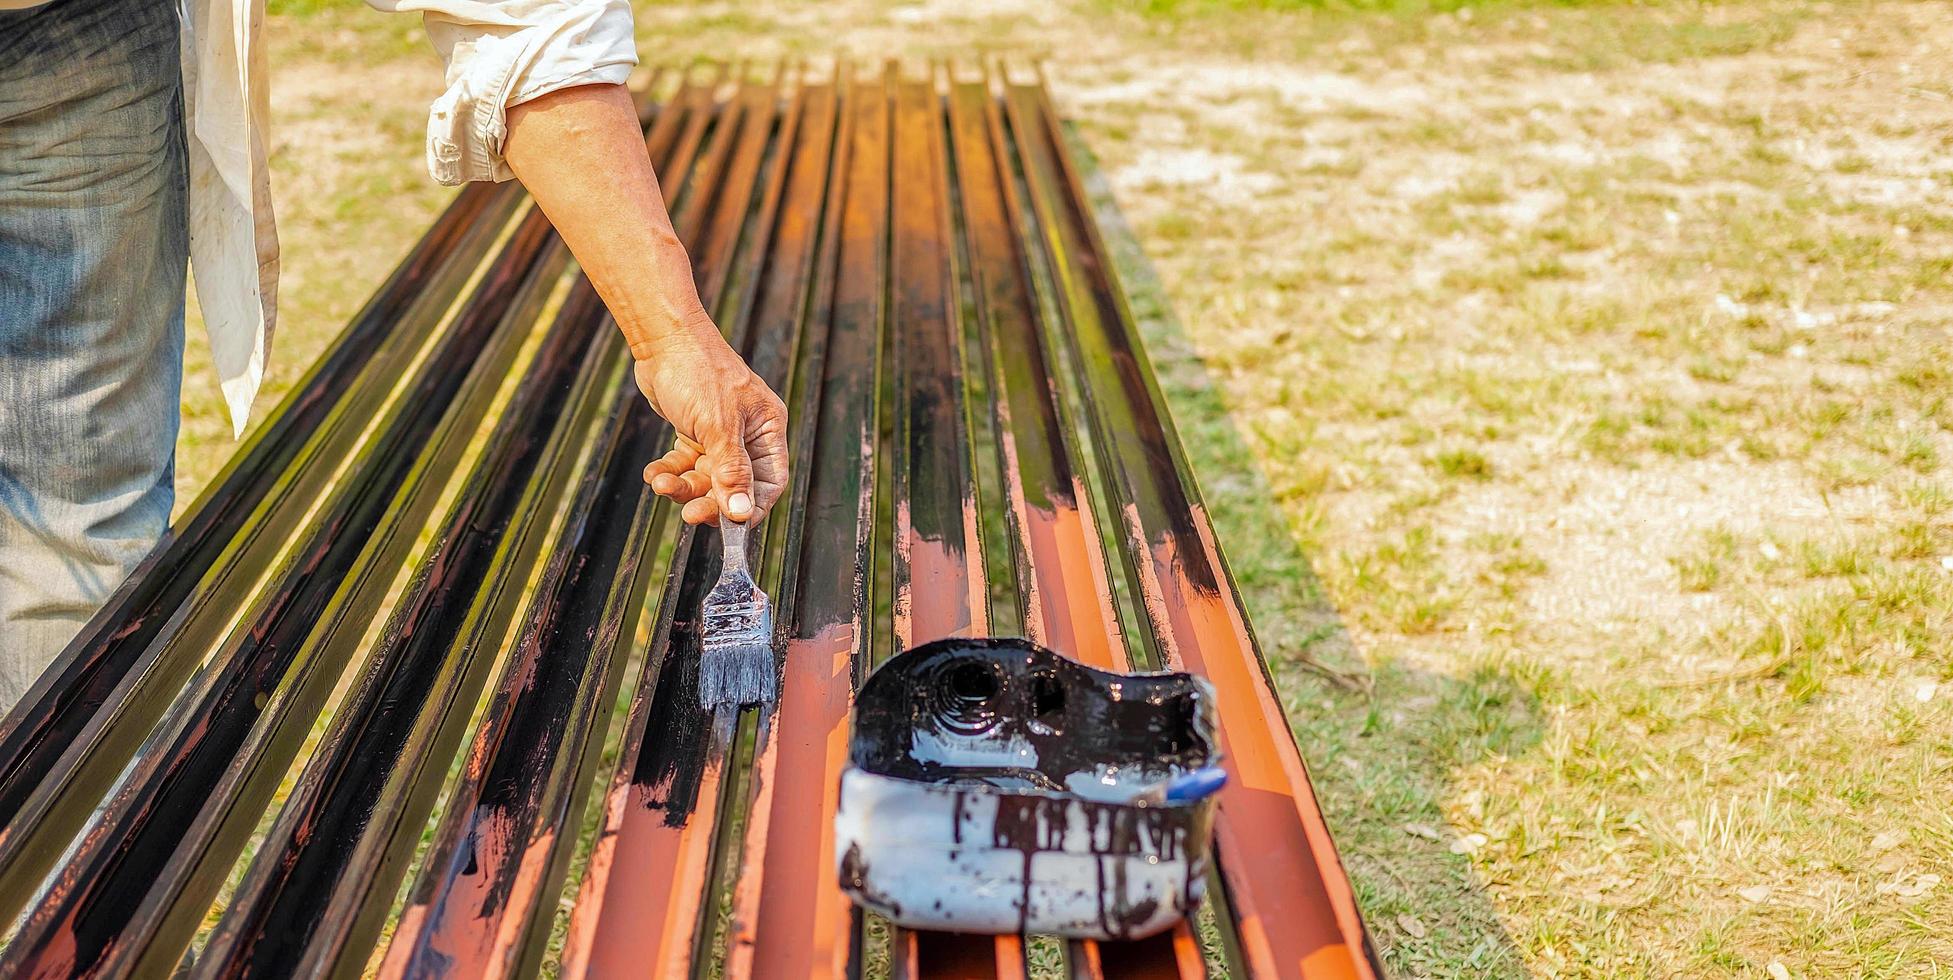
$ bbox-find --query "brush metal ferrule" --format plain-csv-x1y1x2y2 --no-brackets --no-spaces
719,514,750,576
703,516,767,641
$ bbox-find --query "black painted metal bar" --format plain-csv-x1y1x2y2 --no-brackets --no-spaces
197,272,615,980
393,382,669,980
372,75,757,978
0,178,525,927
191,88,697,980
0,173,512,769
0,201,571,979
186,76,695,972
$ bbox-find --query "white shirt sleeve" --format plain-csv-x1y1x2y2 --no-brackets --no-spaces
188,0,279,436
366,0,637,184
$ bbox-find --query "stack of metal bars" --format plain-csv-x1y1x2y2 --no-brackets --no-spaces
0,64,1380,979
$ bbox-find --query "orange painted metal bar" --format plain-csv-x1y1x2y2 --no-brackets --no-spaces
889,73,988,648
658,64,730,233
945,77,1123,672
736,75,838,414
886,70,1041,980
695,71,791,316
1060,931,1208,980
730,68,883,980
1003,77,1379,980
942,80,1112,690
945,73,1211,980
559,74,797,980
951,72,1114,980
902,933,1029,980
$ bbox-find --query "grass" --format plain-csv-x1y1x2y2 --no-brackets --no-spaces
1058,0,1953,973
185,0,1953,975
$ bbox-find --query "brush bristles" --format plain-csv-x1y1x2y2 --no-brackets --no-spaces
698,640,777,710
699,531,775,710
698,602,777,710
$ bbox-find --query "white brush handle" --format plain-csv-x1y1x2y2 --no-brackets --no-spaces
719,515,749,575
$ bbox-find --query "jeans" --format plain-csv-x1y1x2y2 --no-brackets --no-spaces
0,0,187,709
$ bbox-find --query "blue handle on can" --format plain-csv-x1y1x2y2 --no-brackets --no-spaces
1131,766,1228,806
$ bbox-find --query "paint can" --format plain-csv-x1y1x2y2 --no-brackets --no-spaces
835,638,1223,940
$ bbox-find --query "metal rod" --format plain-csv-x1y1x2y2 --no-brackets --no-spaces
0,173,510,789
199,270,615,980
688,69,832,980
890,74,988,649
721,70,849,979
946,78,1122,671
883,70,1031,980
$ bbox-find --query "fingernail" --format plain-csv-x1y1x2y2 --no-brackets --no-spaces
728,492,753,517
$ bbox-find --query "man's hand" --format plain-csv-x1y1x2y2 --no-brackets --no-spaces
635,313,788,524
501,82,789,526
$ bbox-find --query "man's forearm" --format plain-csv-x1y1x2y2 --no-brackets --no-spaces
502,82,716,360
499,80,790,526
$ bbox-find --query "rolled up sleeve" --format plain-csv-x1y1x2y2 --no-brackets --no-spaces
367,0,637,184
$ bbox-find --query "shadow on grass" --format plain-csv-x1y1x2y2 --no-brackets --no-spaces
1064,121,1542,976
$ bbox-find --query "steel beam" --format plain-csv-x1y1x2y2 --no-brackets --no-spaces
0,65,1377,980
558,72,802,980
727,66,883,980
0,199,571,980
1004,76,1378,980
945,72,1209,980
0,177,524,929
881,68,1035,980
191,82,697,980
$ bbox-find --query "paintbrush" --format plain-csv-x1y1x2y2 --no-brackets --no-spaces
698,514,776,712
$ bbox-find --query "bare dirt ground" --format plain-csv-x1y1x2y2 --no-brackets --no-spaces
190,1,1953,974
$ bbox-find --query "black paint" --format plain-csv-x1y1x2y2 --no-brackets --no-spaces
0,179,518,828
850,638,1214,790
